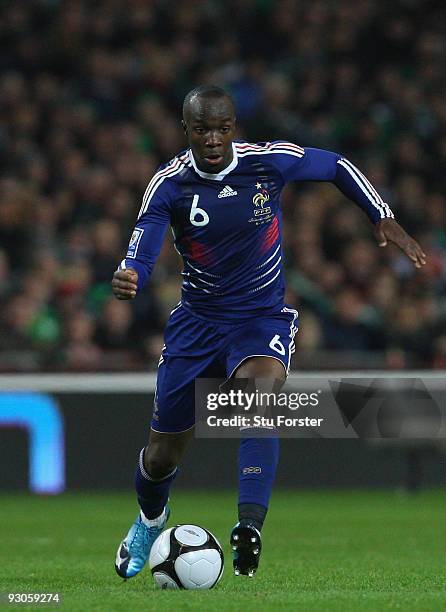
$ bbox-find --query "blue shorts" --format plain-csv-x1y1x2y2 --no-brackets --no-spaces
151,304,298,433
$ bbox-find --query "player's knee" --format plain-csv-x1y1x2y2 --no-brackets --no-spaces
144,447,177,479
235,356,286,381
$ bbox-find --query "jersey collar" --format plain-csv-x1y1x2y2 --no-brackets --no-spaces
188,143,238,181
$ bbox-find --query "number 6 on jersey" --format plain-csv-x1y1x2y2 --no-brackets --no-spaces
190,194,209,226
269,334,285,355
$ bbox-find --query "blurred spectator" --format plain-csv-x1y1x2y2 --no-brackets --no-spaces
322,287,383,352
59,310,103,371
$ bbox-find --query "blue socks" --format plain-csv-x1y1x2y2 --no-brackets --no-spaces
238,437,280,530
135,437,279,529
135,448,177,520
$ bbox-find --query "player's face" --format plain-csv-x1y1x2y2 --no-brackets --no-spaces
183,98,236,173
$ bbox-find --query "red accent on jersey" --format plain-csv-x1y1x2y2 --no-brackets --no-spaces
181,236,214,266
261,216,279,254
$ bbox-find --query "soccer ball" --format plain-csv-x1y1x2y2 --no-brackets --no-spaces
149,524,224,589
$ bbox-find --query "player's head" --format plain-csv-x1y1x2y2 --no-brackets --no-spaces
182,85,236,173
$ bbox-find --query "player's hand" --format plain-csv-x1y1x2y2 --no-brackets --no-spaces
374,218,427,269
111,269,138,299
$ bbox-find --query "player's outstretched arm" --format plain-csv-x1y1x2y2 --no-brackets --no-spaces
111,269,138,300
374,218,427,269
111,169,174,298
272,145,427,269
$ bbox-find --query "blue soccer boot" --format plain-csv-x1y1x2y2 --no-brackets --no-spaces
115,506,170,579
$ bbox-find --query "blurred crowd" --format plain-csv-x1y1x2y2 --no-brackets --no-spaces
0,0,445,371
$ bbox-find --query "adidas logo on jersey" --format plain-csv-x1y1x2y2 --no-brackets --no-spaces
218,185,238,198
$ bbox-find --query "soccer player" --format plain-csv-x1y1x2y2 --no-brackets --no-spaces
112,85,426,579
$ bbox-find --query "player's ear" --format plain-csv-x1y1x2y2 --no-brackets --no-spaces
181,120,188,135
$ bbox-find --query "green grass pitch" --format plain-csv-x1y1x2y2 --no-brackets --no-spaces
1,490,446,611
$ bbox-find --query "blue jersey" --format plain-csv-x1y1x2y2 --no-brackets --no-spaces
120,141,394,322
